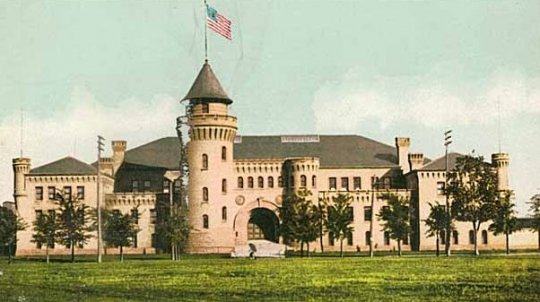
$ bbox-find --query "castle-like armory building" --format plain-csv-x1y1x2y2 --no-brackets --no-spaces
12,61,536,256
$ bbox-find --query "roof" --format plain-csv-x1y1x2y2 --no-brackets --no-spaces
30,156,97,175
182,60,232,104
233,135,399,168
419,152,464,171
123,137,182,169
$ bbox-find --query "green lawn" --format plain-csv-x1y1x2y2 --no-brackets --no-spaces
0,254,539,301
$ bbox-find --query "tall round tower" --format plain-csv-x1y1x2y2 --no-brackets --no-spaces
182,60,238,253
491,153,510,191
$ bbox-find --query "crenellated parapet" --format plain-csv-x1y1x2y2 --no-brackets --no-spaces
105,192,157,207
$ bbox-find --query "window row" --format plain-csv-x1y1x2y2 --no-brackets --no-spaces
202,207,228,229
132,179,181,194
201,147,228,170
237,175,317,189
328,176,394,191
35,186,85,201
328,231,409,247
437,230,490,245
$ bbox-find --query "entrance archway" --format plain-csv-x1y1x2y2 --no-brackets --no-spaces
247,208,279,243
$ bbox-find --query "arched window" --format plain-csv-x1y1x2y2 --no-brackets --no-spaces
452,230,459,245
202,187,209,202
222,207,227,221
222,146,227,161
237,177,244,189
365,231,371,246
278,176,283,188
222,179,227,193
203,215,209,228
384,231,390,245
258,176,264,188
469,230,475,244
268,176,274,188
482,230,488,244
202,154,208,170
300,175,307,187
248,177,254,188
312,175,317,188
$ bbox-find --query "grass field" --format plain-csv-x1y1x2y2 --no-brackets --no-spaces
0,254,539,301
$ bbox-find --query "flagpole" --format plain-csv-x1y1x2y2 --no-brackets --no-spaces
204,0,208,61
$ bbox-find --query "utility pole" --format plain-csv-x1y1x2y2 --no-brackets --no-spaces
369,176,377,257
97,135,105,263
444,130,452,257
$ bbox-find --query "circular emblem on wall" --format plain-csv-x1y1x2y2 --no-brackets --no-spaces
235,195,245,205
275,195,283,206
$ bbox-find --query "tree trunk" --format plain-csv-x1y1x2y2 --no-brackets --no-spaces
340,238,344,258
300,241,304,258
537,230,539,251
71,241,75,263
171,244,175,261
505,231,509,255
46,246,50,264
8,243,12,265
473,223,479,256
398,240,402,257
320,223,324,254
307,242,310,258
436,233,440,257
120,246,124,262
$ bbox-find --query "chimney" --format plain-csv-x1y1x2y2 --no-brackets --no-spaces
395,137,411,174
408,153,424,171
111,140,127,174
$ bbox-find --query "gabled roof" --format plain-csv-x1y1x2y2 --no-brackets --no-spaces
30,156,97,175
419,152,464,171
182,61,232,104
123,137,182,170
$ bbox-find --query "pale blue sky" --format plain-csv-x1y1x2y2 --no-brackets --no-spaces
1,0,539,214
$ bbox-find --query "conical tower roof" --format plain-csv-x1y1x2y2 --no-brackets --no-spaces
182,60,232,104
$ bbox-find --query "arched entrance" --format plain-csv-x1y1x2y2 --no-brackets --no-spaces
248,208,279,243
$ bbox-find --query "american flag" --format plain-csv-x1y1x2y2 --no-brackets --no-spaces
206,5,232,40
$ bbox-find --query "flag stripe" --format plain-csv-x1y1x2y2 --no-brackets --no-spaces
206,9,232,40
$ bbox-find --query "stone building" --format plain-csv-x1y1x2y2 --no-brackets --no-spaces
12,61,537,256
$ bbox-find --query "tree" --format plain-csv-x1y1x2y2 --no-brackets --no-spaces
488,190,519,255
156,204,190,260
55,192,94,263
527,194,540,251
0,206,26,264
103,209,140,262
279,189,322,257
326,193,353,257
447,154,498,256
31,212,57,264
377,193,411,257
424,202,451,257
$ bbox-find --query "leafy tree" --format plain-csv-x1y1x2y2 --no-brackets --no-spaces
55,192,94,263
424,202,451,257
279,189,322,257
0,206,26,264
489,190,519,255
326,193,353,257
377,193,411,257
447,154,498,256
103,209,140,262
527,194,540,251
31,212,57,264
156,204,190,260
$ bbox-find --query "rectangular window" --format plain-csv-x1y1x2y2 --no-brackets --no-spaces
341,177,349,191
132,180,139,193
353,177,361,190
77,186,85,200
382,177,391,189
347,206,354,221
48,187,56,200
329,177,337,190
63,186,72,199
150,209,157,224
144,180,151,191
174,179,181,193
36,186,43,200
131,209,139,225
437,182,445,195
202,103,209,113
163,180,170,193
364,206,372,221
